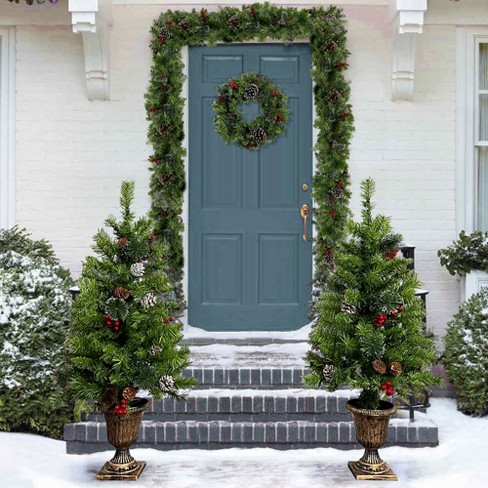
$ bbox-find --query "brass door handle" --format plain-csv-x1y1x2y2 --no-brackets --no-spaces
300,204,310,241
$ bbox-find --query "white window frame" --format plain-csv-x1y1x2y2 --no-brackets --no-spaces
456,27,488,233
0,27,16,229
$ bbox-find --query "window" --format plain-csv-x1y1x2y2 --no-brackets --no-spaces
477,42,488,230
0,27,15,230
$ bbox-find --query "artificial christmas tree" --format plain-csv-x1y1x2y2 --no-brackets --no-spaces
305,178,441,480
67,181,195,480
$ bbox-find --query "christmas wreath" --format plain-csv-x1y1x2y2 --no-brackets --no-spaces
212,72,289,150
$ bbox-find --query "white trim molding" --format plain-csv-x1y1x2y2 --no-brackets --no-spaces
68,0,112,101
0,27,16,230
456,27,488,234
464,271,488,301
390,0,428,101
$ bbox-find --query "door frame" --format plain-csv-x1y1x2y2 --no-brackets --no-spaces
180,42,317,328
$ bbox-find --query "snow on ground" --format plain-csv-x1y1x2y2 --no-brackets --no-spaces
1,398,487,488
190,342,310,368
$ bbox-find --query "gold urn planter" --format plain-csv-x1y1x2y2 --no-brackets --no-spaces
346,399,397,481
97,397,149,481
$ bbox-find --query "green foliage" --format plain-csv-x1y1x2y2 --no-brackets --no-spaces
212,72,289,149
443,288,488,415
67,181,195,412
438,230,488,276
305,179,441,410
0,226,74,439
145,2,354,309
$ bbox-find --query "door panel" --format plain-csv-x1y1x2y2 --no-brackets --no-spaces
189,44,312,331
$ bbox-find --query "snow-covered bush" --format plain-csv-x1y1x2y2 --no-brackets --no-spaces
0,226,74,438
443,288,488,416
438,230,488,276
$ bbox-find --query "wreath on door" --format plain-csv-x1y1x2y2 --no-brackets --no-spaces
212,72,290,150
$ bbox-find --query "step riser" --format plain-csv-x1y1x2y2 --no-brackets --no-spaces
87,413,351,422
85,395,354,422
65,421,438,454
183,368,309,388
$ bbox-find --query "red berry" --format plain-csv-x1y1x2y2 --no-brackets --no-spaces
380,384,387,391
104,314,110,320
397,306,404,312
115,320,121,326
386,380,391,386
114,326,119,332
168,317,174,322
387,389,394,396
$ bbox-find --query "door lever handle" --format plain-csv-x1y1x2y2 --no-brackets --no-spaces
300,204,310,241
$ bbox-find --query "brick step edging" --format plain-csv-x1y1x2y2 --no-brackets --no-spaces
65,419,438,452
183,368,310,386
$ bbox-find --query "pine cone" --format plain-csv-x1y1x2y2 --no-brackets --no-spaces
158,27,171,42
250,127,267,144
372,359,387,374
322,364,336,382
390,362,403,376
130,261,145,278
141,292,157,308
179,20,190,32
122,385,138,401
101,386,118,413
243,83,259,100
159,375,175,392
330,187,344,198
150,345,163,356
117,237,129,248
114,287,130,300
341,303,356,314
229,15,240,29
325,41,338,53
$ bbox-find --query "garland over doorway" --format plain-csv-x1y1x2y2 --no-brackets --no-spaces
145,3,354,309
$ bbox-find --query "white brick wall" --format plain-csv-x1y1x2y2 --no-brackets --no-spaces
4,2,468,337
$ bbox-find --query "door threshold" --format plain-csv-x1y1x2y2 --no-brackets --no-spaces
181,322,312,346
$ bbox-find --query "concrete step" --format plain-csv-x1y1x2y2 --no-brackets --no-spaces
65,416,439,454
85,389,354,423
182,367,309,389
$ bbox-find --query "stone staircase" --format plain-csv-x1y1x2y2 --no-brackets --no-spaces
64,343,439,453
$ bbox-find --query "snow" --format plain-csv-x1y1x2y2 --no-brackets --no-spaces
1,398,488,488
190,342,310,368
183,322,312,341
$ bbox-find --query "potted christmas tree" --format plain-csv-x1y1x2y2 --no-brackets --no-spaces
305,178,441,481
67,181,195,480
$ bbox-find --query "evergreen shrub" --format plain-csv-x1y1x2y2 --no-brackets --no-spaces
438,230,488,276
443,287,488,415
67,181,195,415
0,226,74,438
305,179,441,409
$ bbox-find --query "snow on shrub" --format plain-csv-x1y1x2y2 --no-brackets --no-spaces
0,226,74,438
443,287,488,416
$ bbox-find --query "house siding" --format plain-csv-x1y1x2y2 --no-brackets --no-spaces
2,1,483,339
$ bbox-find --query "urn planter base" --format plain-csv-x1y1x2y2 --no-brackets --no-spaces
97,460,146,481
347,461,397,481
96,397,148,481
346,399,397,481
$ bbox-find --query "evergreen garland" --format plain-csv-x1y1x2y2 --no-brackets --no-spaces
145,3,354,309
212,72,289,150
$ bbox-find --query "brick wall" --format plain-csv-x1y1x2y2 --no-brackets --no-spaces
6,2,461,339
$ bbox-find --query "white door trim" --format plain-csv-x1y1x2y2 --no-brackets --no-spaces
0,27,16,230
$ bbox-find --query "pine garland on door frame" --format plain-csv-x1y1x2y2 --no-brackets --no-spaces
145,3,355,309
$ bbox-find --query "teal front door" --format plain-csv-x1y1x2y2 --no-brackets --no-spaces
188,44,312,331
